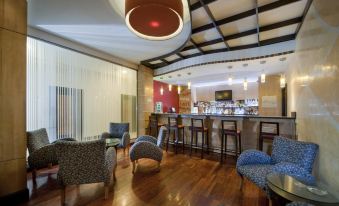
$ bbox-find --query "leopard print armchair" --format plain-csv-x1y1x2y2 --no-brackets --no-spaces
55,139,117,204
129,126,167,174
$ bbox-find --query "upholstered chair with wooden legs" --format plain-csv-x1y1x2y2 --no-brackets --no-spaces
102,122,130,154
27,128,76,184
55,139,117,205
129,126,167,174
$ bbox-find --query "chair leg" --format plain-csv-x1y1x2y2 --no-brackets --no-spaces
132,161,136,174
235,134,239,159
190,129,193,157
61,186,66,205
104,186,109,200
201,131,205,159
48,163,53,169
220,131,224,163
166,129,170,152
175,129,178,154
240,174,244,191
182,128,185,153
238,132,242,154
113,164,117,181
156,161,161,172
32,169,37,185
195,131,198,153
206,131,210,154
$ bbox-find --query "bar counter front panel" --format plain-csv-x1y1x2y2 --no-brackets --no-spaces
152,113,296,154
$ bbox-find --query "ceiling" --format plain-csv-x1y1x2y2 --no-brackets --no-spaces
144,0,312,69
153,52,293,86
27,0,191,64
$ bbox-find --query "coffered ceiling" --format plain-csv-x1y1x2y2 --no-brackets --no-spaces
143,0,312,70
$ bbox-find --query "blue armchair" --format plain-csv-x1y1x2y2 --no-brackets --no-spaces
236,136,318,191
129,126,167,174
102,123,130,153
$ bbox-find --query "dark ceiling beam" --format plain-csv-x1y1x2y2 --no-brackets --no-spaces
192,0,302,34
176,53,186,59
148,34,297,69
184,17,302,50
295,0,313,36
190,38,205,54
190,0,217,11
255,0,260,46
161,58,170,65
198,0,230,50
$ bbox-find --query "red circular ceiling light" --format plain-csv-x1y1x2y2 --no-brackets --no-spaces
125,0,184,41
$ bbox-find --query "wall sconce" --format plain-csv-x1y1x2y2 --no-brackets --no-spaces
160,87,164,95
187,82,191,90
280,74,286,88
243,78,248,91
261,72,266,83
169,84,172,91
178,85,181,94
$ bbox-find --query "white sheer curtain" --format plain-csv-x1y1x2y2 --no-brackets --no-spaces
27,37,137,141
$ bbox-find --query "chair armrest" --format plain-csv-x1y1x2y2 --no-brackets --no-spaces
101,132,112,139
121,132,130,148
28,144,58,168
272,162,316,185
52,138,77,144
135,135,157,145
129,141,163,162
104,147,117,185
236,149,272,168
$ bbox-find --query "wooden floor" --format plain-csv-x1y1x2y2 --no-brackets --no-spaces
21,149,267,206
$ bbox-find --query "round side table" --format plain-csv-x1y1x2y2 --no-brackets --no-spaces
267,174,339,206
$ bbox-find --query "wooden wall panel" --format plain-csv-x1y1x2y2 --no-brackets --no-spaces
258,75,282,116
0,159,27,195
2,0,27,34
0,0,27,198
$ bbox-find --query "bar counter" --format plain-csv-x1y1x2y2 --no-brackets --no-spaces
152,113,296,154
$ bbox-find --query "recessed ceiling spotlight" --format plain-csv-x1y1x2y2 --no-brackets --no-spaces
177,74,181,77
243,63,248,67
260,60,266,64
279,57,287,61
187,72,191,75
160,77,163,79
227,66,233,69
168,75,172,78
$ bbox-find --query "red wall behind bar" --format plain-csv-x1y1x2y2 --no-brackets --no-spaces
153,80,179,113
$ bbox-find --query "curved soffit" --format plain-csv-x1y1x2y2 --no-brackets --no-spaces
27,0,191,64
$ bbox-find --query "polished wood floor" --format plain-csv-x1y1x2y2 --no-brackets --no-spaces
21,148,267,206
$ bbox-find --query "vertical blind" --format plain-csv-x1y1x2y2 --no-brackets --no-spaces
27,37,137,141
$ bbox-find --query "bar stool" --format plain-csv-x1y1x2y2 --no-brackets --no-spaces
148,115,165,137
259,121,279,151
189,118,209,159
220,120,242,163
166,115,185,154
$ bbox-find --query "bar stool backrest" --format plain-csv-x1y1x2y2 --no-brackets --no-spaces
260,122,279,135
167,115,179,128
222,120,237,133
191,118,204,129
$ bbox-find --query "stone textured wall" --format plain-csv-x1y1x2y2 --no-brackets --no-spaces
0,0,27,197
286,0,339,195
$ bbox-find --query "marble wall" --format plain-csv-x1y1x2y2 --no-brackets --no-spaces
286,0,339,195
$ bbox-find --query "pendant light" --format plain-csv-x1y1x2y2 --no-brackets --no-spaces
243,78,248,91
169,84,172,91
280,74,286,88
125,0,183,40
261,72,266,83
228,76,233,85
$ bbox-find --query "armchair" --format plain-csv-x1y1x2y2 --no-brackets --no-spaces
102,123,130,153
236,136,318,192
55,139,117,204
27,128,76,183
129,126,167,174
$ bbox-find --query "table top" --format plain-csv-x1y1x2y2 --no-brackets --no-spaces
267,174,339,205
105,138,120,147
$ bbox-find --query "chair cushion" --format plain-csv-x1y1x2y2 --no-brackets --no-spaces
109,123,129,139
237,164,274,189
271,136,318,173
